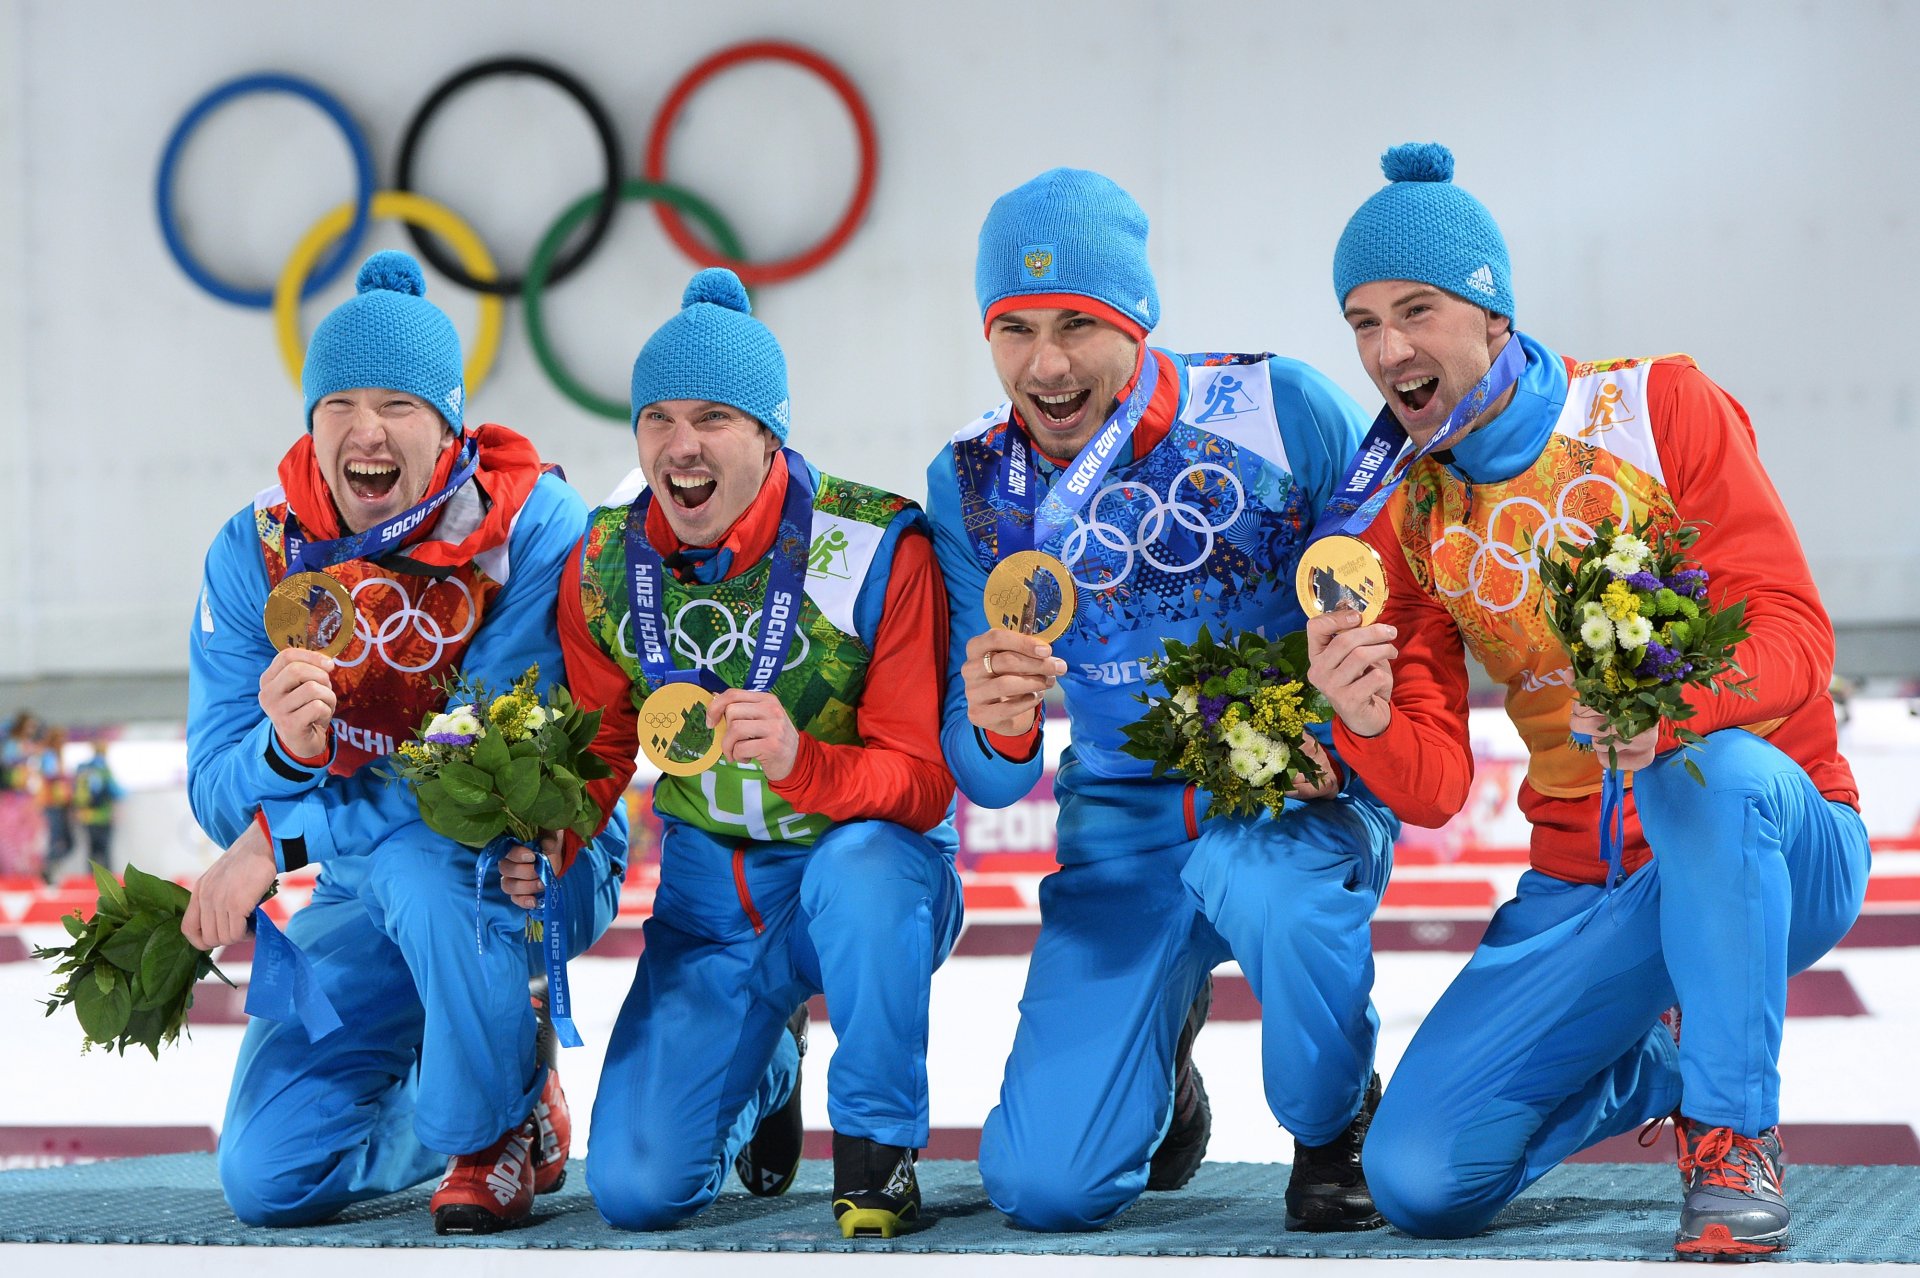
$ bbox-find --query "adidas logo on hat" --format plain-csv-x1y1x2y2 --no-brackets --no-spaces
1464,264,1497,297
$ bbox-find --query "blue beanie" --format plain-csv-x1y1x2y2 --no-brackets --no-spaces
629,268,790,439
976,168,1159,336
1334,143,1513,319
302,250,465,431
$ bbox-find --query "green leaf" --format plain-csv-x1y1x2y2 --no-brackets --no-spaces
427,807,510,849
74,965,132,1044
92,861,130,919
528,781,569,830
60,912,87,940
438,761,496,806
1683,757,1706,786
100,911,163,972
497,757,541,814
509,739,541,761
121,1006,169,1060
122,863,190,914
136,926,201,1012
473,727,510,774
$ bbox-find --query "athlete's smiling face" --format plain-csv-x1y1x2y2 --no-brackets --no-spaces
989,307,1141,458
635,400,780,547
310,388,456,533
1343,280,1514,447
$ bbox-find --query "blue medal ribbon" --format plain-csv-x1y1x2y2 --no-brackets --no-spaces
285,434,481,573
996,346,1160,555
244,908,343,1041
623,447,816,693
534,854,582,1048
1308,333,1527,543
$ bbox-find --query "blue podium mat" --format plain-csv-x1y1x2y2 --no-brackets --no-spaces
3,1155,1917,1262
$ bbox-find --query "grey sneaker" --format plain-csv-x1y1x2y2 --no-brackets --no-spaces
1674,1118,1789,1259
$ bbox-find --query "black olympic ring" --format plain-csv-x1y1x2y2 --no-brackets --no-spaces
395,57,623,298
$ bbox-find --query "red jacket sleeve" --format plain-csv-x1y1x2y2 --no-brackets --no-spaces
1331,519,1478,828
558,543,640,871
770,527,958,831
1649,361,1834,749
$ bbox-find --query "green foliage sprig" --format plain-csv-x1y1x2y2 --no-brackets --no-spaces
1119,626,1333,819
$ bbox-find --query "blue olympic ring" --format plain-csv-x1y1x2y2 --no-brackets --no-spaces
154,72,377,310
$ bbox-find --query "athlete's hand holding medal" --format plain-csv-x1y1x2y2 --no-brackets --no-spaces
260,571,355,759
965,551,1073,737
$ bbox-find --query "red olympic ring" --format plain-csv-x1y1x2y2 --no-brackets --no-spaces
645,41,878,287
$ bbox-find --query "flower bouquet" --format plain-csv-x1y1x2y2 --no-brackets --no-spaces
389,665,609,850
1120,626,1333,818
35,862,238,1056
1539,514,1754,783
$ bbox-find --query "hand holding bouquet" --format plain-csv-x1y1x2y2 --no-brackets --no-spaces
390,665,609,850
1539,514,1753,782
36,862,237,1057
1121,626,1333,818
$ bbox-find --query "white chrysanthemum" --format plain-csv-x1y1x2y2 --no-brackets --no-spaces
1229,748,1262,781
1224,721,1259,751
1580,616,1615,649
446,707,483,737
1250,759,1285,788
524,705,553,728
1581,601,1608,624
1172,688,1199,714
1615,615,1654,649
423,712,454,737
1609,532,1651,563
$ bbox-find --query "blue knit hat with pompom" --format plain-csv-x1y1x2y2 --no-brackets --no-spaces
1334,143,1513,319
976,168,1159,337
302,250,465,431
629,268,790,439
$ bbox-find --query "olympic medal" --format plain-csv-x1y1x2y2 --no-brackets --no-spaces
264,571,355,657
1295,535,1388,625
637,681,725,777
984,551,1076,644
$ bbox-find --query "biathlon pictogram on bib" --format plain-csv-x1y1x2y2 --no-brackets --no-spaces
155,43,878,420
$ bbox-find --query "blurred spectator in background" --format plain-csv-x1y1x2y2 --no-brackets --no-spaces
0,711,49,878
38,727,75,883
72,741,122,872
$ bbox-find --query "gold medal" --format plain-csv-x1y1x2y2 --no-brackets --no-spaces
637,681,725,777
984,550,1076,645
1295,535,1388,625
264,571,355,657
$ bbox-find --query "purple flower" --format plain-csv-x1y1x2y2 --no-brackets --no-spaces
1640,639,1695,683
1199,694,1230,726
425,731,476,746
1261,666,1282,681
1668,568,1709,601
1623,571,1664,594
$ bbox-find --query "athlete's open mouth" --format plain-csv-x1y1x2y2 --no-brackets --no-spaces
1395,376,1439,414
344,460,401,503
1034,389,1091,423
668,473,717,509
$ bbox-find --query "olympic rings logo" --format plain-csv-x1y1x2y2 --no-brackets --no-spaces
616,598,811,677
1059,463,1246,590
1431,474,1631,613
155,43,878,422
336,576,478,674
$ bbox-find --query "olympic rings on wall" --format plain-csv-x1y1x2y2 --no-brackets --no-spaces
395,58,623,298
644,41,878,286
156,73,377,309
274,191,505,391
157,42,878,418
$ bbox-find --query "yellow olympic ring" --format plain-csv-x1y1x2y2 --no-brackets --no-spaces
273,190,504,392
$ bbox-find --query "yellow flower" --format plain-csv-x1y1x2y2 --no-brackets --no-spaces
1602,665,1624,693
490,693,534,741
396,741,431,764
1601,580,1642,622
1249,681,1311,741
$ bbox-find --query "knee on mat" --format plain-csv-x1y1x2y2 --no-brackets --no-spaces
982,1146,1131,1232
218,1140,334,1228
586,1151,718,1232
1360,1117,1501,1240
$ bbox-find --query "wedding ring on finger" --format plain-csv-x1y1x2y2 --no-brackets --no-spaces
983,652,996,677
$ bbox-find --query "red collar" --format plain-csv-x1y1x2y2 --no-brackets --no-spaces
276,424,544,567
643,453,788,578
1025,348,1181,468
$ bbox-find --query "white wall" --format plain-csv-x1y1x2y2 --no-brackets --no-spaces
2,0,1915,678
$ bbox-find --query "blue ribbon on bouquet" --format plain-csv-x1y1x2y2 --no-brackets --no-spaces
1570,730,1630,897
473,841,583,1049
245,908,343,1041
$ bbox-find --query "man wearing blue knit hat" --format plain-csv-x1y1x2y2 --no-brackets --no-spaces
926,168,1401,1231
1310,144,1865,1257
510,268,960,1238
183,250,628,1234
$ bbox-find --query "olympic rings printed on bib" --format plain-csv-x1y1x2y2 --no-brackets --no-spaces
396,58,622,298
615,598,812,678
1059,463,1247,591
336,576,478,674
158,43,877,415
1431,473,1632,613
274,191,505,391
644,41,878,287
156,73,377,309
